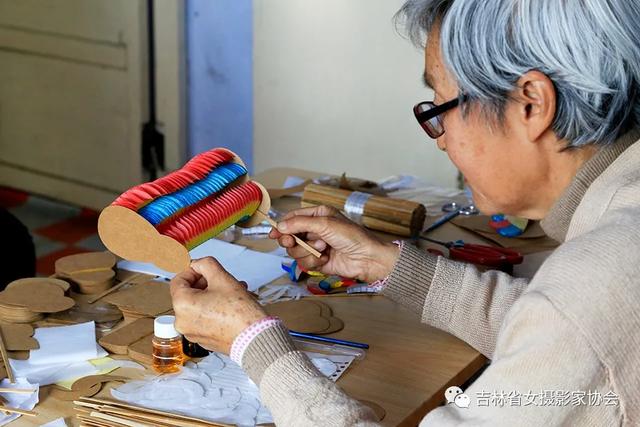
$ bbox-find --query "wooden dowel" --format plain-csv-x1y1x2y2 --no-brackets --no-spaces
88,273,144,304
91,412,152,427
0,387,36,394
260,214,322,258
0,329,15,384
0,406,37,416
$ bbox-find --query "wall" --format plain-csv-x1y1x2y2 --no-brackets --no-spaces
253,0,458,187
187,0,253,171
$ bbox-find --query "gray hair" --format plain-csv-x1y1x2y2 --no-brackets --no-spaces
396,0,640,147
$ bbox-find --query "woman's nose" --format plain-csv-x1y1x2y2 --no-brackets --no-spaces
436,137,447,152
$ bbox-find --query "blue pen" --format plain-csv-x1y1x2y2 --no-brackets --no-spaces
288,331,370,349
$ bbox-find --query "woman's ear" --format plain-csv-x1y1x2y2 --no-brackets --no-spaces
515,70,556,143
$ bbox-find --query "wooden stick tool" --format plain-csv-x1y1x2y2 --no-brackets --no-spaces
88,273,145,304
261,214,322,258
0,329,15,384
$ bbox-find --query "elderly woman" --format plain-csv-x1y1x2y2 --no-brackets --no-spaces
171,0,640,425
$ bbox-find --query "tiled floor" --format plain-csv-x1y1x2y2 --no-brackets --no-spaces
0,186,106,276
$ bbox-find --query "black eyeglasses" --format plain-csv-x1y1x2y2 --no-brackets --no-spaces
413,95,467,138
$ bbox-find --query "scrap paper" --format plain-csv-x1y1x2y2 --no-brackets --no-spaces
111,351,354,427
118,238,285,291
0,378,38,426
29,322,105,365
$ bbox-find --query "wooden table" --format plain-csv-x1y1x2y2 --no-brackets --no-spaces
13,167,503,426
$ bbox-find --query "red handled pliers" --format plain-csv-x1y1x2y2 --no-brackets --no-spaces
420,237,523,271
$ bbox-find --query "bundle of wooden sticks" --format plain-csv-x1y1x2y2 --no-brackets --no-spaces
302,183,426,237
74,397,230,427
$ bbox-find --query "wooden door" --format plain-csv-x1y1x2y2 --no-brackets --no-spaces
0,0,186,210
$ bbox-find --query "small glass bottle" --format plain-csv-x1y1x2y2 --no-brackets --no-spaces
152,315,184,373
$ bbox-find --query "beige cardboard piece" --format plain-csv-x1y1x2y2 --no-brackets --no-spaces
6,277,70,293
55,251,116,275
0,324,38,351
264,300,344,334
51,375,128,401
54,251,117,295
99,318,154,355
127,334,153,366
103,281,172,317
97,149,271,273
50,383,101,401
48,291,123,325
0,279,75,320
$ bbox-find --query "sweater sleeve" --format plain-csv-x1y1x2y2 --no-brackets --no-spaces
419,292,617,426
241,323,381,427
382,242,529,358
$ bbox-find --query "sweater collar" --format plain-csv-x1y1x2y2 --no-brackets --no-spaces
540,128,640,242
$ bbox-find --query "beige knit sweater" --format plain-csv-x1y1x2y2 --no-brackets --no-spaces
242,129,640,426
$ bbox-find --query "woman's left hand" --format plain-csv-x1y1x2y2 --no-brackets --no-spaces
170,257,267,354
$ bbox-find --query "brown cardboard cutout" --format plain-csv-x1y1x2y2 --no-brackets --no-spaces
50,375,127,401
103,281,172,317
99,318,154,355
0,279,75,322
127,334,153,366
97,149,271,273
55,251,116,275
264,300,344,334
54,251,117,295
0,324,38,351
48,291,123,325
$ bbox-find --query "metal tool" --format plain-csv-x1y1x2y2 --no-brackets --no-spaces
423,202,479,233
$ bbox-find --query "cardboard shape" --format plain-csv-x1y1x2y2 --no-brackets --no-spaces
127,334,153,366
6,277,69,293
50,382,101,401
0,279,75,322
0,324,38,351
322,317,344,335
99,318,154,355
54,251,118,295
99,205,192,273
55,251,116,276
70,270,115,295
7,351,29,360
264,300,343,334
51,375,127,401
0,304,43,324
48,291,123,325
103,281,172,317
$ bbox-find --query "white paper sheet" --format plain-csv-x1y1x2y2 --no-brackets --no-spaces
29,322,104,365
118,239,285,291
0,378,38,426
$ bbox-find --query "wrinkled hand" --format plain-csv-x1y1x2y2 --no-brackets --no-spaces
269,205,399,283
170,257,267,354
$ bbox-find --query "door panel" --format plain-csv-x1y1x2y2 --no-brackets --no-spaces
0,0,148,209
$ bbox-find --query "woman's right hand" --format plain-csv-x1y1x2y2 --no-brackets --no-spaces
268,205,400,283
